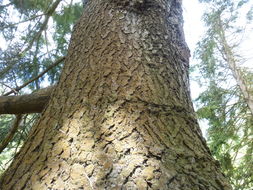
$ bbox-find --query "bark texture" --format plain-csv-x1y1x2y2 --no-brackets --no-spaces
0,0,232,189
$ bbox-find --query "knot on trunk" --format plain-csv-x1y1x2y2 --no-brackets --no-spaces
110,0,149,11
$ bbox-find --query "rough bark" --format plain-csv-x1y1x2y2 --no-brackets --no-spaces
0,0,232,189
0,86,53,114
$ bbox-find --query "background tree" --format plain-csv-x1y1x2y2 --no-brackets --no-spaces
193,0,253,189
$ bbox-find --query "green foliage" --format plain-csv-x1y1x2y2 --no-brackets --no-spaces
11,0,52,12
0,115,14,141
194,0,253,189
0,114,38,174
0,0,83,89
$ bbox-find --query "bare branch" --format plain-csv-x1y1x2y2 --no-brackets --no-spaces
0,86,54,114
0,82,19,95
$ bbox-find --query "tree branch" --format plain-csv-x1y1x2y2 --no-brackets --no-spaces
0,115,22,154
0,0,62,77
3,56,65,96
0,86,54,114
0,14,45,30
23,0,62,52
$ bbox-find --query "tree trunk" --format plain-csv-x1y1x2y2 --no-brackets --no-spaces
0,0,232,189
218,17,253,116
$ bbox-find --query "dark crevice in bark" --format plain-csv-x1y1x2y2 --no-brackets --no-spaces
110,0,164,13
167,175,177,187
121,166,141,188
147,149,162,160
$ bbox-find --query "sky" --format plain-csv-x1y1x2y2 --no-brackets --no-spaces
183,0,206,55
183,0,210,136
183,0,206,100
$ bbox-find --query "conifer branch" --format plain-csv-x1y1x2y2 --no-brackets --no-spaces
3,56,65,96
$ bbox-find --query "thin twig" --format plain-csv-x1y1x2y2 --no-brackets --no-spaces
20,0,62,54
3,56,65,96
0,115,22,154
0,82,19,95
0,14,45,30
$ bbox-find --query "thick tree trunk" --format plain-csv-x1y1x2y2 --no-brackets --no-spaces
0,0,232,189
